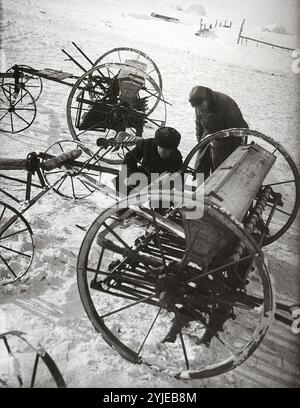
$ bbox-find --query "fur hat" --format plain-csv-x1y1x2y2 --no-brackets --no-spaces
155,127,181,149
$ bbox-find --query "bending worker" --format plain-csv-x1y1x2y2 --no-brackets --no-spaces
116,126,182,199
189,86,248,178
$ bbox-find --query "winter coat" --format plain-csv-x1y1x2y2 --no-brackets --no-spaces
190,87,248,140
190,86,248,172
123,138,182,177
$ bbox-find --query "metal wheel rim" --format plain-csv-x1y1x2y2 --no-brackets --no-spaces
0,83,37,134
182,128,300,246
77,193,274,379
0,200,34,285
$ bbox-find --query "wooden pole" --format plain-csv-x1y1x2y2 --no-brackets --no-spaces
0,159,27,170
237,18,245,44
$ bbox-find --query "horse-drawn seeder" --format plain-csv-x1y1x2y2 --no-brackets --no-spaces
1,46,299,383
0,44,167,154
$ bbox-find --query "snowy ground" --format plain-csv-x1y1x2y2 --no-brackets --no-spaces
0,0,299,388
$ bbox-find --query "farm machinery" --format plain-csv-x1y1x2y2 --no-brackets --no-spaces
0,127,299,379
0,46,299,382
0,44,167,159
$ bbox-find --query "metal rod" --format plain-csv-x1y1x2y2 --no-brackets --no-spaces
0,174,66,236
61,49,87,73
30,354,39,388
72,42,95,67
138,307,162,355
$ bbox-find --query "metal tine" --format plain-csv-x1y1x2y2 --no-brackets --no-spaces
71,42,106,79
61,49,87,73
72,42,95,68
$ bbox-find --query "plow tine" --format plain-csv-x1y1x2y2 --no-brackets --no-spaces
72,42,95,67
61,49,87,73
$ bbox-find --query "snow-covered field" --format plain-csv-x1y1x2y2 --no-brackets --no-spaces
0,0,299,388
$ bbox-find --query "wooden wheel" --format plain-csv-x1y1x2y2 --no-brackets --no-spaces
0,331,66,388
66,62,166,159
182,129,300,246
77,193,274,379
0,83,37,133
0,201,34,285
2,65,43,102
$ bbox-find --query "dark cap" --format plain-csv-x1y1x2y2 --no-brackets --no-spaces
189,86,212,107
155,127,181,149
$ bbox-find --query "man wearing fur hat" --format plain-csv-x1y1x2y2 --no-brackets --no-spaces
123,126,182,178
189,86,248,178
116,127,182,198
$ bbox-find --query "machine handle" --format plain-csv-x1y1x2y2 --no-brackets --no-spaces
40,149,82,171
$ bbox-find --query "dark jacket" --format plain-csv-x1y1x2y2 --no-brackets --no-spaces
190,87,248,172
123,138,182,176
192,88,249,141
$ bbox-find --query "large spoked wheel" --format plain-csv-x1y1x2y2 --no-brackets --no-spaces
0,331,66,388
93,47,163,91
0,201,34,285
66,62,166,157
77,194,274,379
0,83,37,133
182,129,300,246
40,140,106,200
2,65,43,102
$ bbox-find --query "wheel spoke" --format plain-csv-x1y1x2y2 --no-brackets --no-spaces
10,113,14,132
0,244,31,258
265,202,291,216
137,307,162,355
102,221,139,257
30,354,39,388
4,86,14,102
13,111,30,126
100,294,155,319
14,91,27,106
14,107,35,111
0,254,17,277
77,178,94,193
186,252,257,283
179,331,190,370
55,174,68,191
70,177,76,199
0,227,29,240
263,179,295,187
0,111,8,122
0,205,6,222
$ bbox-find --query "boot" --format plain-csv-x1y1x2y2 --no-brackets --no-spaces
162,309,193,343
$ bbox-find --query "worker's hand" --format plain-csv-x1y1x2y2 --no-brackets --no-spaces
116,131,131,143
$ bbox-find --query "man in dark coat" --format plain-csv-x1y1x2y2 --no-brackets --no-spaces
117,127,182,198
189,86,248,178
123,128,182,177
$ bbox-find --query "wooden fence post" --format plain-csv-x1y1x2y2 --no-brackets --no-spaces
237,18,245,44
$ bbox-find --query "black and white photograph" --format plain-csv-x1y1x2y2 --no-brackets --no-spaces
0,0,299,390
